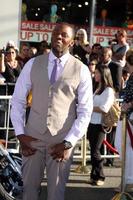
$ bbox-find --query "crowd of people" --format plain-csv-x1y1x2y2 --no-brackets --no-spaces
0,23,133,199
0,28,129,96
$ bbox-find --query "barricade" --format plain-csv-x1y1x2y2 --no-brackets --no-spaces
0,93,121,169
0,83,15,95
73,135,119,173
73,98,123,173
0,95,19,152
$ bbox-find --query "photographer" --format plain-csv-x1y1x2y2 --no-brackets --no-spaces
112,30,129,68
0,46,22,95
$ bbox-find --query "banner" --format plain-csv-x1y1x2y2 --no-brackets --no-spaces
93,26,133,47
20,21,133,47
21,21,56,43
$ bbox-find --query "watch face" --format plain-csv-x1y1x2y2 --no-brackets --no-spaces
63,140,72,150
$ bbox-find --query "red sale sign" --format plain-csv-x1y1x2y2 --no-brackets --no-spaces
20,21,56,43
92,26,133,47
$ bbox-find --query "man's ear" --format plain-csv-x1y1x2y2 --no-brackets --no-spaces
69,40,74,48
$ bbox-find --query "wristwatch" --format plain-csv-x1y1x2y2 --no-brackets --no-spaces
63,140,72,150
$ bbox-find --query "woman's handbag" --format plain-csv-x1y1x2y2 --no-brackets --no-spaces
102,101,121,133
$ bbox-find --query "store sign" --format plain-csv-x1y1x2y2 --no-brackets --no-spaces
20,21,133,47
93,26,133,47
21,31,52,43
20,21,56,43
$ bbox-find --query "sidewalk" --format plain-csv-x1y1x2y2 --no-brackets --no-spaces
39,159,133,200
1,158,132,200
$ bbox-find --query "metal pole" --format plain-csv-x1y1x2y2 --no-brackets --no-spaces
74,134,89,174
82,135,87,167
121,113,127,192
80,134,89,173
88,0,96,47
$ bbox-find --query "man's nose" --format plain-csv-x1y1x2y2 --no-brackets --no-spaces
57,33,62,39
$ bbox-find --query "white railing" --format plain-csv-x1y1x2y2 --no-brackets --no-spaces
0,95,19,152
0,94,121,171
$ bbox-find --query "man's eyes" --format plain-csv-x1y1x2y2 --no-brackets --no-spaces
53,32,69,38
61,33,69,38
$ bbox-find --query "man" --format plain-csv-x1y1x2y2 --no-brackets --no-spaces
101,47,122,95
17,42,30,67
112,30,129,68
100,47,121,167
88,43,103,64
11,23,93,200
37,40,51,56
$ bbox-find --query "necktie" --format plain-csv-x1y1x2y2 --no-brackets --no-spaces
50,59,58,84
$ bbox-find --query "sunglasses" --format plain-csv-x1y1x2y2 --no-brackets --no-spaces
23,48,29,51
89,62,96,65
6,51,15,55
77,33,84,36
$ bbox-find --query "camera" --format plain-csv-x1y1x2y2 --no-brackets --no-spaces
75,37,79,41
108,39,118,45
0,47,6,55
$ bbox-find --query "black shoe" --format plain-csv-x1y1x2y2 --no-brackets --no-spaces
88,178,98,185
104,161,113,167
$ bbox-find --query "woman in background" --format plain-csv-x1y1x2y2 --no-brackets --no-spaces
88,58,98,92
87,64,115,186
0,46,22,94
72,28,90,65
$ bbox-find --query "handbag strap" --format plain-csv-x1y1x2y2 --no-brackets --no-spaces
115,45,127,54
127,120,133,149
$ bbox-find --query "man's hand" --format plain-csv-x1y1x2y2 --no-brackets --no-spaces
17,135,38,157
50,143,71,162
